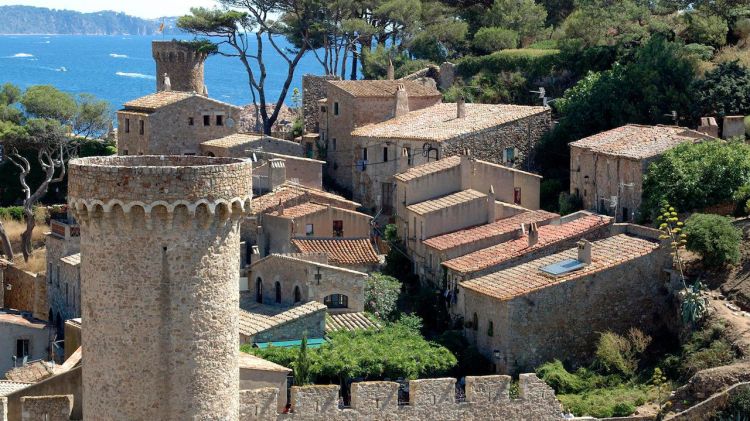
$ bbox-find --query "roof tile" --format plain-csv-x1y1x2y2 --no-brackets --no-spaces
329,80,440,98
406,189,487,216
569,124,711,159
291,238,379,266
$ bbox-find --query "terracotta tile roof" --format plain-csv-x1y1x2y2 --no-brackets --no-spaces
0,380,32,397
201,133,264,148
352,103,548,141
406,189,487,216
251,183,360,214
569,124,711,160
460,234,659,301
394,156,461,182
238,301,326,337
329,80,440,98
0,312,49,329
250,254,367,276
291,238,380,266
269,202,328,219
443,214,612,274
326,312,380,332
239,352,291,372
4,361,54,383
423,210,560,252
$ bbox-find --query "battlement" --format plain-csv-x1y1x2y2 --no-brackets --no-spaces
68,156,252,230
240,374,563,420
152,41,208,93
152,40,210,63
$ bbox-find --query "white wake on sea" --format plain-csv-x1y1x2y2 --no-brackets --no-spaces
109,53,128,58
115,72,155,80
6,53,34,58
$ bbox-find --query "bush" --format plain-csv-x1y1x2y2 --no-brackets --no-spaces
558,192,582,216
536,360,588,394
472,27,519,53
365,273,402,321
732,183,750,216
556,385,652,418
678,321,739,378
594,329,651,377
456,48,560,80
684,213,742,268
0,206,24,221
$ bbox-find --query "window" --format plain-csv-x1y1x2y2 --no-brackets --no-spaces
275,281,281,304
123,149,129,156
362,147,368,161
334,102,339,115
138,120,144,135
472,313,478,331
56,265,60,287
333,220,343,237
294,286,301,303
487,321,494,337
188,117,194,126
216,115,224,126
504,147,515,164
324,294,348,309
255,278,263,303
403,147,413,165
124,118,130,133
383,147,388,162
622,207,629,222
305,224,314,236
333,138,337,151
203,115,211,126
514,187,522,205
16,339,29,358
65,283,69,305
305,142,314,158
320,105,327,113
381,183,393,214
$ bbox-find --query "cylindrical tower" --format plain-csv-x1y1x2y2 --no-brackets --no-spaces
152,41,208,93
68,156,252,421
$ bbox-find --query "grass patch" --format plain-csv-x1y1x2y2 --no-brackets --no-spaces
558,385,655,418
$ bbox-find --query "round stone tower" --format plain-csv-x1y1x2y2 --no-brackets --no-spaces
152,40,208,93
68,156,252,420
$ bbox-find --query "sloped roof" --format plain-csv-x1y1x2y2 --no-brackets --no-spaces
4,360,54,383
326,312,380,332
270,202,328,219
201,133,264,148
291,238,379,266
60,253,81,266
329,80,440,98
122,91,239,112
443,214,612,274
406,189,487,216
238,301,326,337
251,183,360,215
568,124,711,160
0,380,32,397
394,156,461,182
353,103,548,141
239,353,291,372
250,254,367,276
423,210,559,252
460,234,659,301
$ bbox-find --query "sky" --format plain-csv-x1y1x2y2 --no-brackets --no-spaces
0,0,219,19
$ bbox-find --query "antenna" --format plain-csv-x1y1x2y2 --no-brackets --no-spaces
664,110,678,125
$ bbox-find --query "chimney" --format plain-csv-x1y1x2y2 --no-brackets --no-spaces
487,185,496,223
457,96,466,119
528,223,538,247
387,59,395,80
268,158,287,191
394,84,409,118
577,240,592,264
460,150,472,191
249,245,260,265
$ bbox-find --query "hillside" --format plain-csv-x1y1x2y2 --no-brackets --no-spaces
0,6,181,35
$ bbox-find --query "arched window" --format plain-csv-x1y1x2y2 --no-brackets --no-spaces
206,151,215,157
294,286,301,303
275,281,282,304
256,278,263,303
324,294,348,309
472,313,478,331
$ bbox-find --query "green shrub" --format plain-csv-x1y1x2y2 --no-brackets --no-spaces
732,183,750,216
365,273,402,321
536,360,588,394
594,329,651,378
557,385,652,418
456,48,560,80
612,402,636,417
684,213,742,268
558,192,582,216
0,206,24,221
472,27,519,54
682,338,737,377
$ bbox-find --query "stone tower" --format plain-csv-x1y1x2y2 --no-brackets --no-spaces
68,156,252,420
152,40,208,93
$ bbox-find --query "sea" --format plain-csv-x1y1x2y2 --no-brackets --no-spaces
0,34,327,109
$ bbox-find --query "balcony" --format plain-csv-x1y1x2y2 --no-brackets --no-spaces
50,219,79,240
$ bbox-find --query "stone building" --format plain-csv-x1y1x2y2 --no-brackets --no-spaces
569,124,712,221
116,91,241,156
352,102,551,210
0,311,52,378
153,40,208,94
200,133,304,158
318,80,442,194
459,226,670,374
259,202,372,257
393,154,543,280
44,218,80,338
302,74,340,133
68,155,253,420
248,254,367,312
239,353,291,412
291,238,381,273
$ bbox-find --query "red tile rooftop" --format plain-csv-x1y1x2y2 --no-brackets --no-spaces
251,183,360,214
406,189,487,216
269,202,328,219
568,124,711,160
443,214,612,274
460,234,659,301
329,80,441,98
291,238,380,266
394,156,461,182
352,103,548,141
423,210,559,251
122,91,238,112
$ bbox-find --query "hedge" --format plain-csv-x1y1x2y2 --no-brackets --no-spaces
456,49,560,79
0,206,24,221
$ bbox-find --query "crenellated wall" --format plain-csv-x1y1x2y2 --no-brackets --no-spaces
239,374,563,420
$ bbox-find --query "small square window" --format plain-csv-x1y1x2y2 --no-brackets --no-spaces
188,117,194,126
333,220,343,237
203,115,211,126
305,224,314,236
16,339,29,358
123,149,128,156
383,147,388,163
216,115,223,126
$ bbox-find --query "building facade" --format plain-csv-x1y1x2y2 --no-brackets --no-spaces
45,219,81,337
0,312,52,378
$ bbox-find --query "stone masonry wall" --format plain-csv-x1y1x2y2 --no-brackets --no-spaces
153,41,207,94
303,75,340,133
68,155,252,421
20,395,72,421
239,373,563,420
441,110,552,172
2,264,47,320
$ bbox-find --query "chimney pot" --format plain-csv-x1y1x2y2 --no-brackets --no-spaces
394,84,409,118
528,223,538,247
457,96,466,119
577,240,592,264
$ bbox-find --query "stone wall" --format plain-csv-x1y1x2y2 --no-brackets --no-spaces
238,373,563,420
20,395,72,421
441,110,552,172
45,228,81,327
303,75,340,133
152,40,207,94
68,156,252,421
666,382,750,421
5,366,81,421
1,264,47,320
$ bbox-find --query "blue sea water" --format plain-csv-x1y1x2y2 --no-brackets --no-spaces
0,34,326,109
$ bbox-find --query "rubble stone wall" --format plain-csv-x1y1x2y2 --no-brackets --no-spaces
20,395,72,421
